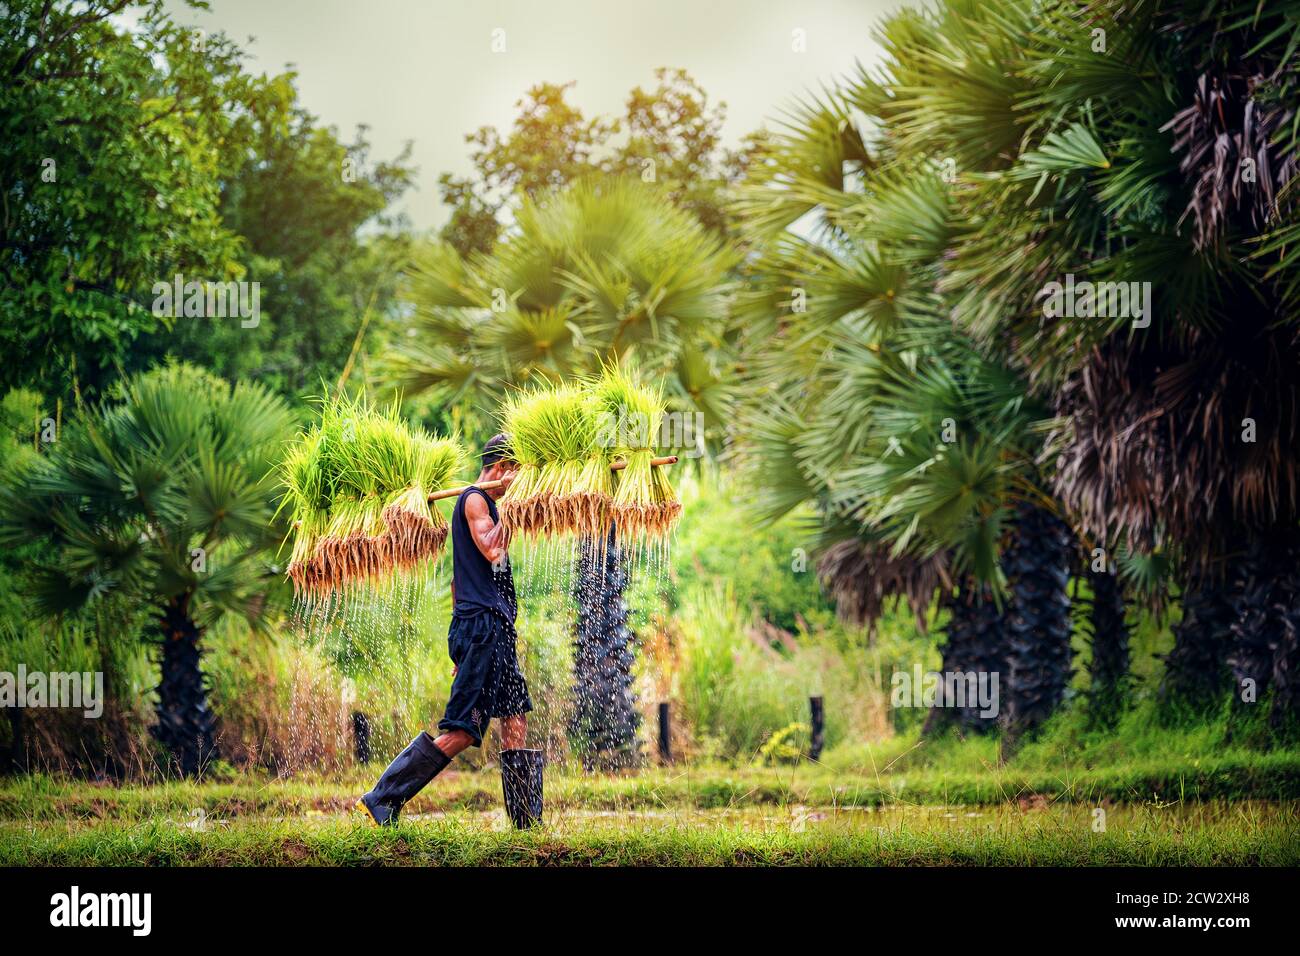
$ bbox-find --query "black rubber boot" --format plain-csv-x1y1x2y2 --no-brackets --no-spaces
500,748,544,829
356,731,450,826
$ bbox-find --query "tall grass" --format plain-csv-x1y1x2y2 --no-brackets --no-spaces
665,584,890,760
0,610,155,777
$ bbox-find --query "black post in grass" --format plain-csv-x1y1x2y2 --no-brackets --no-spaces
351,712,371,765
3,707,24,775
658,702,672,763
808,696,824,761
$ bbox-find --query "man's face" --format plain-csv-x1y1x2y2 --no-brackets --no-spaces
485,460,517,483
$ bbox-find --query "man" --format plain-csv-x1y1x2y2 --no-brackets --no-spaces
356,433,543,828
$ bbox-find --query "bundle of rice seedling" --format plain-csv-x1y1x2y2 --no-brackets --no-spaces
282,434,331,597
571,425,615,538
280,394,466,599
591,366,680,538
495,389,547,537
499,383,603,537
494,370,680,541
648,446,683,530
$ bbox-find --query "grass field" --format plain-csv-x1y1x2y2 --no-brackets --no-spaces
4,757,1298,866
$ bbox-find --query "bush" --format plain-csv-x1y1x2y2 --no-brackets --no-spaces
665,584,891,760
662,473,837,632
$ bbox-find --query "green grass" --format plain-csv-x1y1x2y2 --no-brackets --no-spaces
8,730,1299,866
3,800,1295,866
4,751,1300,821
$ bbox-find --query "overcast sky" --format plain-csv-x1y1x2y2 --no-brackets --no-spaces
163,0,903,230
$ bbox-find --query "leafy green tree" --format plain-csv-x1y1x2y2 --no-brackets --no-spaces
0,1,416,401
134,115,416,398
0,0,293,397
614,68,763,236
437,175,502,260
436,71,763,255
0,364,295,776
0,389,46,638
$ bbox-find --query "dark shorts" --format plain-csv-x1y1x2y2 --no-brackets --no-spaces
437,612,533,747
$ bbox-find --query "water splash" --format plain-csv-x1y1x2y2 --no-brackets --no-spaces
279,528,677,781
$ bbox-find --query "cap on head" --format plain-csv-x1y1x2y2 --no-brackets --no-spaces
481,433,510,469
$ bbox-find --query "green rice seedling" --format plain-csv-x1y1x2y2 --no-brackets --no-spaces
532,384,600,535
649,454,682,531
281,430,333,597
572,432,614,538
498,388,551,537
591,365,680,538
280,394,467,600
499,384,602,537
384,434,464,572
497,372,679,541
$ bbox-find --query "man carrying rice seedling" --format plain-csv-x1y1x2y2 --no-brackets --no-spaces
356,434,543,828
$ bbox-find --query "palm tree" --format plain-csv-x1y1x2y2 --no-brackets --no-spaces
739,0,1300,732
382,176,738,434
381,176,739,765
887,0,1300,724
0,364,294,776
732,72,1079,741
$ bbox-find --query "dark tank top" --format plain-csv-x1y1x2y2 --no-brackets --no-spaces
451,487,516,621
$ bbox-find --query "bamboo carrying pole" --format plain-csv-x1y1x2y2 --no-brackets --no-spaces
290,456,680,527
425,454,680,502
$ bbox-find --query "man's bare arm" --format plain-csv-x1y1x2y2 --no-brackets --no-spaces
464,493,507,566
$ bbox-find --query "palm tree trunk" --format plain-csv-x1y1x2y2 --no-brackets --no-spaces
924,588,972,736
961,583,1007,734
1227,532,1300,734
1085,567,1130,728
926,580,1003,735
1161,570,1234,716
570,526,641,770
1226,543,1272,722
1001,502,1074,749
152,593,218,777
